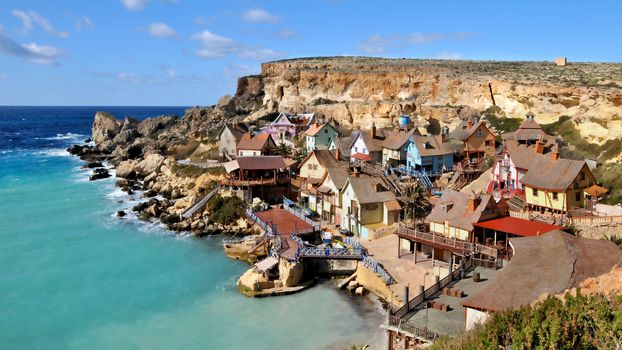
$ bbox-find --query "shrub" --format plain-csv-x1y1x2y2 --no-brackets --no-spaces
208,195,245,225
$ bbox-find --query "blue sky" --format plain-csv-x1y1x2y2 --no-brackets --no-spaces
0,0,620,106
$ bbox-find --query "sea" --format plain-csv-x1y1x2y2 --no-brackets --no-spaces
0,106,385,350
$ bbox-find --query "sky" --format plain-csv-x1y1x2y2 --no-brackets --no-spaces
0,0,620,106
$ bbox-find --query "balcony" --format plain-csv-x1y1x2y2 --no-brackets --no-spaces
221,177,290,187
396,225,498,258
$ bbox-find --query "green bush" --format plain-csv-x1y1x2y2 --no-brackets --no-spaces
433,293,622,350
208,195,245,225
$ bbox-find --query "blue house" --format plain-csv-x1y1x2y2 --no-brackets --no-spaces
406,134,454,174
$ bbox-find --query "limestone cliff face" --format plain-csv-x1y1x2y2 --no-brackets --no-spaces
239,57,622,143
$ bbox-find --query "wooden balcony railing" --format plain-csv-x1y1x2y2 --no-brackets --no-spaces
396,226,498,258
222,177,290,186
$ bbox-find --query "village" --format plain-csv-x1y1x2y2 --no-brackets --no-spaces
168,107,622,349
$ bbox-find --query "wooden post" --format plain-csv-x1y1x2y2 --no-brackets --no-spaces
397,237,401,259
414,242,418,264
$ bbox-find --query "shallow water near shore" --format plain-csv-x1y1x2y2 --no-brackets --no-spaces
0,107,385,350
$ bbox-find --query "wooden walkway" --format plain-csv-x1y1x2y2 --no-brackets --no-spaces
180,185,221,219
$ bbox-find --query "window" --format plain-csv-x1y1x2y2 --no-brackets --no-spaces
477,129,484,137
576,192,581,202
573,183,579,190
553,192,558,200
355,147,358,152
580,172,585,180
532,188,539,196
324,129,328,133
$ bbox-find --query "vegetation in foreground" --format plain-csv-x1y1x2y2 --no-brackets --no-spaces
208,194,245,225
432,293,622,350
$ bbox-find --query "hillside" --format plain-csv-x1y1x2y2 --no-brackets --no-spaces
239,57,621,144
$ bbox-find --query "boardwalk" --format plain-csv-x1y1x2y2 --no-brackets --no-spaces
180,186,220,219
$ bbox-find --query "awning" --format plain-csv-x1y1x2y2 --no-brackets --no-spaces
474,217,562,237
317,185,332,194
351,152,373,161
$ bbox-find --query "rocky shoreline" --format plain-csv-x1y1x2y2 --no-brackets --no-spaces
67,105,257,238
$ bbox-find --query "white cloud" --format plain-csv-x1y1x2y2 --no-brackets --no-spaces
0,28,65,65
22,43,65,57
120,0,150,11
192,30,284,61
238,48,282,60
434,52,462,60
11,10,69,38
223,63,259,78
75,16,94,31
275,29,297,39
11,10,32,34
164,68,178,79
357,32,475,55
148,22,176,38
241,8,280,23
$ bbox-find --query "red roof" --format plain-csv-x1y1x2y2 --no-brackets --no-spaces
255,209,314,236
474,216,563,237
351,152,373,161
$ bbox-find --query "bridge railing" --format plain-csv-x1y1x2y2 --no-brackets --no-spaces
388,315,439,343
362,256,395,285
283,197,321,232
245,208,275,236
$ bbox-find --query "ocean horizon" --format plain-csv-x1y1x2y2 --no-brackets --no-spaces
0,106,385,349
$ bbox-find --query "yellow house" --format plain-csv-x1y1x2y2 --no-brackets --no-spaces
521,156,596,213
298,149,339,180
340,175,401,239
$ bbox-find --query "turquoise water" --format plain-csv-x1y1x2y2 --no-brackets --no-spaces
0,107,385,350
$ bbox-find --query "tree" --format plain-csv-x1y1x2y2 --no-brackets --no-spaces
403,183,430,224
276,143,292,158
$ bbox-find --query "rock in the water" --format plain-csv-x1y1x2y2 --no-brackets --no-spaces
92,112,121,144
117,210,126,217
89,168,111,181
136,154,165,176
82,161,104,169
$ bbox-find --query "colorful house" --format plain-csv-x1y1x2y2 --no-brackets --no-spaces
260,112,317,141
298,149,340,181
426,190,500,243
349,123,388,164
520,156,597,213
236,133,277,157
449,116,496,162
310,166,349,225
340,175,401,239
406,134,454,174
304,122,339,153
217,121,248,159
492,139,558,197
381,127,418,168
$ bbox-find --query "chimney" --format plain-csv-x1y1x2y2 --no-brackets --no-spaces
467,118,473,130
534,134,545,154
335,146,341,161
551,143,559,160
467,193,479,212
441,126,449,143
371,122,377,139
352,168,360,178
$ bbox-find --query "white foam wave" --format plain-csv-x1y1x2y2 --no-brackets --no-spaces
39,132,86,141
34,148,70,157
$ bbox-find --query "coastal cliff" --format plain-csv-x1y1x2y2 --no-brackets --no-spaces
243,57,622,144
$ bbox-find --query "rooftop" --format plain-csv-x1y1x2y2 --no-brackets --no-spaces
382,127,417,150
255,208,315,236
474,217,563,237
237,133,274,151
346,175,396,204
463,231,622,312
426,190,496,231
224,156,287,172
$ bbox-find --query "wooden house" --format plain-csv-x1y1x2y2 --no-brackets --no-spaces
304,122,339,153
406,133,454,174
217,121,248,159
260,112,316,141
236,133,277,157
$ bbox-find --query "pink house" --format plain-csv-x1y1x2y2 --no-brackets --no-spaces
260,112,317,141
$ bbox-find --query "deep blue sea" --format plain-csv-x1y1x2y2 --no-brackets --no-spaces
0,107,384,350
